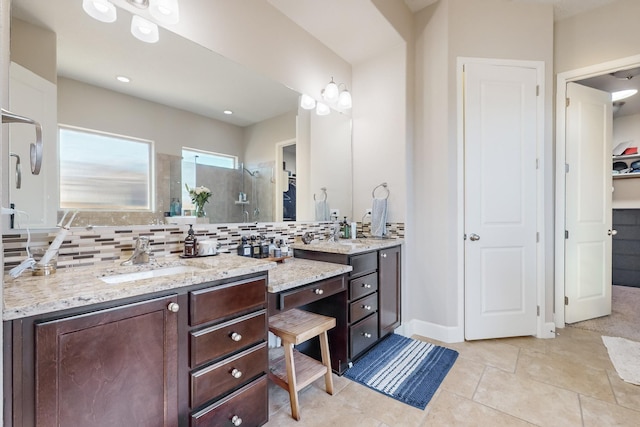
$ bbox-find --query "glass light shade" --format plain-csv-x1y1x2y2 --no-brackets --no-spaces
316,102,331,116
300,94,316,110
149,0,180,25
338,90,352,109
611,89,638,102
131,15,159,43
82,0,117,23
323,79,339,102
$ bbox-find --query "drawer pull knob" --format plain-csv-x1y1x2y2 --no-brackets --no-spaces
231,368,243,378
167,302,180,313
362,332,372,338
230,332,242,342
362,283,371,288
314,289,324,295
381,253,387,258
362,305,372,310
231,415,243,426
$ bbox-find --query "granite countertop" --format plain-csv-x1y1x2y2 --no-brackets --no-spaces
3,253,276,321
267,258,352,293
290,237,404,255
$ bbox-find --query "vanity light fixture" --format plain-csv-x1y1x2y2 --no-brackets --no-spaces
612,89,638,102
316,102,331,116
131,15,159,43
322,78,340,103
82,0,117,23
300,94,316,110
149,0,180,25
337,85,352,109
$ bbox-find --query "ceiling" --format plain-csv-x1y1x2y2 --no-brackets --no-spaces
404,0,619,20
11,0,300,127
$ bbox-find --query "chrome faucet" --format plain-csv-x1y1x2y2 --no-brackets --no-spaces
326,223,341,243
121,236,152,266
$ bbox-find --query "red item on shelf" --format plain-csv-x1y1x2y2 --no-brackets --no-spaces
623,147,638,155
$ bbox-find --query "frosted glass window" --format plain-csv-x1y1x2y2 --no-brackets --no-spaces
59,126,153,210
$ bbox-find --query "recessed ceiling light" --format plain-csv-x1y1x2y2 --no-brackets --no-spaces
612,89,638,102
116,75,131,83
223,110,233,115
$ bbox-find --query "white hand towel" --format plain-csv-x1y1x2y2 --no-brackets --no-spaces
315,200,330,221
371,198,387,237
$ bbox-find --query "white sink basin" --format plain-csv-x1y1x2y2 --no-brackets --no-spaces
100,265,204,284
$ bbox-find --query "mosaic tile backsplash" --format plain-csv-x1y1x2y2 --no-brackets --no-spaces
3,222,405,271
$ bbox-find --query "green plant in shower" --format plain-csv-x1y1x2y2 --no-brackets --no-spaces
186,184,212,217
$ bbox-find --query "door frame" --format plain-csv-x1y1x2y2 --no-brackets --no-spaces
457,57,549,340
554,53,640,328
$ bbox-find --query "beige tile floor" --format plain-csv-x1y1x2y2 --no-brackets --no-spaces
264,327,640,426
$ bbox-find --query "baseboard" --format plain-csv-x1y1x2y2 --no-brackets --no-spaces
396,319,465,343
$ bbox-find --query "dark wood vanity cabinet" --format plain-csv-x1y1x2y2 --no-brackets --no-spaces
3,273,269,427
34,295,179,427
293,244,402,372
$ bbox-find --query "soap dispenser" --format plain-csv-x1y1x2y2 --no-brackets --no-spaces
184,224,197,257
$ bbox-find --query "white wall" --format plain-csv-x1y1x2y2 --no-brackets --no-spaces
555,0,640,74
58,78,244,158
352,45,407,223
244,110,296,165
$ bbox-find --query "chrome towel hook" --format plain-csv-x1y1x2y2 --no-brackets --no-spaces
372,182,390,199
2,108,43,175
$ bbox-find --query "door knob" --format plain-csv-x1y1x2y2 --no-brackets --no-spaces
608,229,618,236
167,302,179,312
469,233,480,241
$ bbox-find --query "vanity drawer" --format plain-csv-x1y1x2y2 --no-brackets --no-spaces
190,277,267,327
191,375,268,427
191,342,267,409
350,293,378,324
278,276,345,311
349,272,378,300
190,310,267,368
350,313,379,358
350,251,377,278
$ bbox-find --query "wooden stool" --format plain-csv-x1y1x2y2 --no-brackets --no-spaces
268,309,335,421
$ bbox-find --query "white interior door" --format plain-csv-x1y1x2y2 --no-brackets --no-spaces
564,82,612,324
464,62,538,340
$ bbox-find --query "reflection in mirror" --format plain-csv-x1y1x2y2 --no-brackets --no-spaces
6,0,352,230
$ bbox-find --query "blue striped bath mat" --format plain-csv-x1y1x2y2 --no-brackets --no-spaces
344,334,458,409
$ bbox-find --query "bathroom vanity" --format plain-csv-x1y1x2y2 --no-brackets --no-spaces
3,255,274,427
286,238,402,374
2,239,402,426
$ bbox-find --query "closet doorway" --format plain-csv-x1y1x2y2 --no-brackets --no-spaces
555,54,640,327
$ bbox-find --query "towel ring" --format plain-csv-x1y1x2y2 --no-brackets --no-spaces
314,187,328,202
372,182,389,199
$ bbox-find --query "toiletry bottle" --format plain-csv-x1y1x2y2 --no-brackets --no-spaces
251,235,261,258
351,222,357,239
260,235,270,258
268,238,276,257
280,239,289,257
184,224,197,257
237,236,251,257
342,217,350,238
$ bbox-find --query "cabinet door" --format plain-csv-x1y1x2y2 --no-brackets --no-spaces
35,295,179,427
378,246,401,338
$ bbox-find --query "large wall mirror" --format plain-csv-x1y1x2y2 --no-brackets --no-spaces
5,0,352,230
